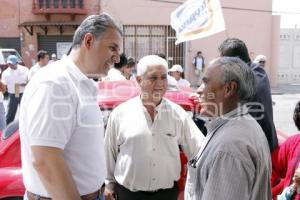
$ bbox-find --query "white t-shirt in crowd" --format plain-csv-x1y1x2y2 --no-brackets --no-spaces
167,75,178,88
19,56,106,197
2,65,28,94
105,68,126,81
178,78,191,87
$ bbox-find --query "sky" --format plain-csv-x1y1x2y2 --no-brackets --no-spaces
273,0,300,28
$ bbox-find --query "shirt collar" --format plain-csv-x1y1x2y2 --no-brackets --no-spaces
205,105,249,134
137,96,166,112
62,56,98,96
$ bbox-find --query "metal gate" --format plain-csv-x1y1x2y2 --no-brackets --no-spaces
0,38,21,54
38,35,73,58
123,25,185,68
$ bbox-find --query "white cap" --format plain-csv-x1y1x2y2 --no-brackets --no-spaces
169,64,183,73
254,55,266,63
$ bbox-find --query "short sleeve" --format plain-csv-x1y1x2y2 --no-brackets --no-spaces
24,82,76,149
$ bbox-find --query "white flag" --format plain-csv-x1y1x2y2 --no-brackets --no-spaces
171,0,226,44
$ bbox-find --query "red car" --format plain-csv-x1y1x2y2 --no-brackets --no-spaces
0,80,199,200
0,80,289,200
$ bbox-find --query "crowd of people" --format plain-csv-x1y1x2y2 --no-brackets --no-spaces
0,13,298,200
0,50,57,131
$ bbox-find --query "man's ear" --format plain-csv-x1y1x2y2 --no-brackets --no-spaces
224,81,237,98
136,76,142,84
83,33,94,49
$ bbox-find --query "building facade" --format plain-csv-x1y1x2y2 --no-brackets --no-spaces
0,0,280,86
102,0,280,86
0,0,100,67
278,28,300,84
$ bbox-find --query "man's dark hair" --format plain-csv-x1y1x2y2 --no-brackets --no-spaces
293,101,300,130
218,38,251,64
127,57,136,67
72,14,122,48
37,50,49,61
114,53,127,69
197,51,202,55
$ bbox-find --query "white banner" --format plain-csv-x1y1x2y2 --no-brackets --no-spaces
170,0,226,44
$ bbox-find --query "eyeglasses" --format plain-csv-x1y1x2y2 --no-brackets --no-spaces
259,61,266,64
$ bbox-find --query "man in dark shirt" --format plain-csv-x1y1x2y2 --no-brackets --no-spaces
218,38,278,151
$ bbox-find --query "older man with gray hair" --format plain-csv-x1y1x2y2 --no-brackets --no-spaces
104,55,203,200
185,57,271,200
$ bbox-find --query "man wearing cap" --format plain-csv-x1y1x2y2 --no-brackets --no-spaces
2,54,28,125
253,54,267,68
169,64,191,87
48,53,57,64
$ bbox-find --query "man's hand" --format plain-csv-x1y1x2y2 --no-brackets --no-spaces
293,165,300,188
0,82,6,93
104,187,116,200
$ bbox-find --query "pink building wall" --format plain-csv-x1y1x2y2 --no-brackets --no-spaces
102,0,279,86
0,0,100,67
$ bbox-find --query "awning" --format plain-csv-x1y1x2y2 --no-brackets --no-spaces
19,21,81,35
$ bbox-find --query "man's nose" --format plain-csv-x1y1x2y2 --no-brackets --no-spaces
112,54,120,64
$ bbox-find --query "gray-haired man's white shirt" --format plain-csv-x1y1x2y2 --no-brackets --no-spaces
105,96,204,192
185,106,272,200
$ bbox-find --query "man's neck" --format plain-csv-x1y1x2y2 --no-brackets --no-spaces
140,95,162,121
69,49,88,75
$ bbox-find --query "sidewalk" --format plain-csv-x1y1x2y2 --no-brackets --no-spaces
271,84,300,95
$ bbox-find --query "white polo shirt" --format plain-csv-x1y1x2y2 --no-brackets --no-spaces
19,56,106,197
2,65,28,94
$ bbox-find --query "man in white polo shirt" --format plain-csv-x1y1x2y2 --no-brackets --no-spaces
19,14,122,200
168,64,191,87
2,54,28,125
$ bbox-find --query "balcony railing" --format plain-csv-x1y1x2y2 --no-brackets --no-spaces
32,0,87,15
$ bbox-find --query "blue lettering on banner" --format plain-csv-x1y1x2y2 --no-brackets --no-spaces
177,0,209,34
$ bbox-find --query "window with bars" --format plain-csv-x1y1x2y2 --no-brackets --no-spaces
123,25,185,68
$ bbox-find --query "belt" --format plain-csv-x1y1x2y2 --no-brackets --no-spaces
27,189,102,200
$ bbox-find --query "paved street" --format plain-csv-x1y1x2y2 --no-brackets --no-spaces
272,84,300,135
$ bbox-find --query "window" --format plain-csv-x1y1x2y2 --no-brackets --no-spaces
123,25,185,67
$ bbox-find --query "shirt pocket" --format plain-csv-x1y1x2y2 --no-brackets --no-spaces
159,132,179,158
